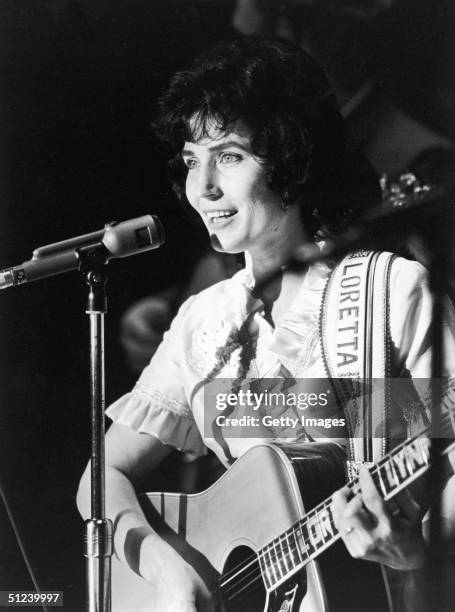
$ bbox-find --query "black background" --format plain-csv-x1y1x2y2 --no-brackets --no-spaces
0,1,454,609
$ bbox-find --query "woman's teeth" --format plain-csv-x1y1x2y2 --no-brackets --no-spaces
208,210,237,224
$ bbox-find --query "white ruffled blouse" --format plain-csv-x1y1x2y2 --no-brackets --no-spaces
106,255,455,466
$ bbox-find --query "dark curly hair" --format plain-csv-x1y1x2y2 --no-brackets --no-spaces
154,36,379,234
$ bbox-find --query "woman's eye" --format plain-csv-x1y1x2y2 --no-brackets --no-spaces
219,152,241,164
184,158,198,170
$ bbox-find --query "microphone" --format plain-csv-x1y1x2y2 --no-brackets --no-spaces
0,215,165,289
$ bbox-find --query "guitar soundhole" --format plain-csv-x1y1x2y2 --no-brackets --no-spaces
219,546,266,612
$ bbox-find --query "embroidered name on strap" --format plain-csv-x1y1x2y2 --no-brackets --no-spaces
320,251,396,478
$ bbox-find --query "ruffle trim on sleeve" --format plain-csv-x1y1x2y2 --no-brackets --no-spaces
106,389,207,457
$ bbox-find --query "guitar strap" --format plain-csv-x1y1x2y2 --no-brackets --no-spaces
320,250,396,479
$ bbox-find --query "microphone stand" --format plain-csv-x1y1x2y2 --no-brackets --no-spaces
79,244,113,612
0,215,165,612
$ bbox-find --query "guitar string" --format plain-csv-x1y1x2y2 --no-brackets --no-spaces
212,532,304,598
224,572,264,602
220,546,290,597
218,536,306,600
219,530,302,592
212,412,454,600
217,556,261,589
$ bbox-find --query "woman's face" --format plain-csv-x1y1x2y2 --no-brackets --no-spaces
183,121,294,256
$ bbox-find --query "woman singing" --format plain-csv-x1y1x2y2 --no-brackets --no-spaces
77,37,455,612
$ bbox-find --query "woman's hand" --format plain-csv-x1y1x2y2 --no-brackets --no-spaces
139,536,216,612
332,466,425,570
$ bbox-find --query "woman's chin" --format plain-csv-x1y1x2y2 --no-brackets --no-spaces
209,234,243,254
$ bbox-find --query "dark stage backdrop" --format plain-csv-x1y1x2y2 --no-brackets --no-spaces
0,1,234,609
0,1,454,610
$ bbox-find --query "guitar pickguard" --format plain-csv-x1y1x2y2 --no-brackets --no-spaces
269,579,305,612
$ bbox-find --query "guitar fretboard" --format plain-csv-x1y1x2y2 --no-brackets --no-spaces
257,432,453,591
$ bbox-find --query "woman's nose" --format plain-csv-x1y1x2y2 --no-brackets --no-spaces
198,163,221,199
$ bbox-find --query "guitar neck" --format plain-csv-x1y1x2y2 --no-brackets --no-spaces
258,432,455,591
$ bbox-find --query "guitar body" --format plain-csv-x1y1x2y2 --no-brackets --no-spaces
112,443,390,611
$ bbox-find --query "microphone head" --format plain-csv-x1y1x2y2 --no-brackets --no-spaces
149,215,165,248
102,215,166,258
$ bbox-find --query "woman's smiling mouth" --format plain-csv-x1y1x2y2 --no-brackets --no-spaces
205,210,238,226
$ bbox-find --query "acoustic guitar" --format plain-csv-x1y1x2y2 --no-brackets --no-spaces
112,422,454,611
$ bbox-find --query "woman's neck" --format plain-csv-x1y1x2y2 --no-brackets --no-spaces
245,217,308,286
244,219,309,318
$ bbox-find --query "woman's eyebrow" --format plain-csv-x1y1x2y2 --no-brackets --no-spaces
182,140,249,157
